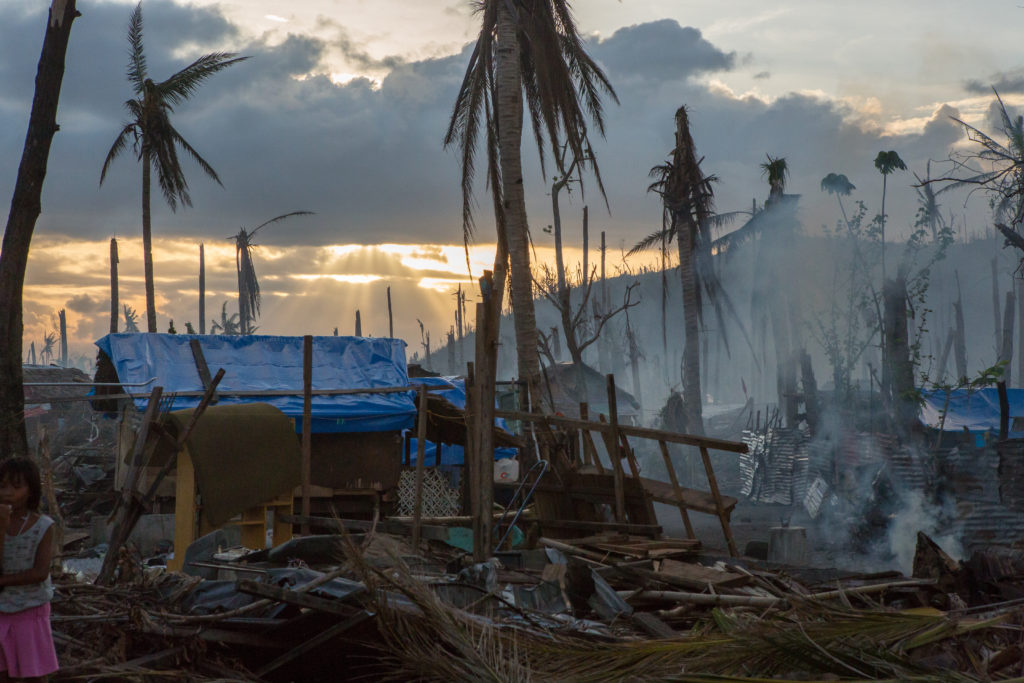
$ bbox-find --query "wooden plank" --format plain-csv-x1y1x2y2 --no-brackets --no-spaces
411,384,428,547
605,375,626,523
657,558,751,590
578,403,604,474
495,409,748,453
638,476,737,517
537,519,662,536
188,338,218,404
699,446,739,557
658,440,695,539
475,282,497,560
236,579,364,616
631,611,678,639
301,335,313,535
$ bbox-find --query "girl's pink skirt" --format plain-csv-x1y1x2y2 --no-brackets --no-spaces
0,603,59,678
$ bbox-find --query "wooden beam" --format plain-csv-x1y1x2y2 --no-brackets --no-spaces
188,338,218,404
699,445,738,557
236,579,364,617
605,374,626,523
301,335,313,535
411,384,428,547
495,409,747,453
658,440,695,539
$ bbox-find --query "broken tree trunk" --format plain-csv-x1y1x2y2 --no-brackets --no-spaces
954,273,968,382
1002,290,1015,387
884,276,916,432
110,238,119,334
0,0,79,457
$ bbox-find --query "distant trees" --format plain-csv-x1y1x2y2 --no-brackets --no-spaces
100,3,247,332
444,0,616,408
210,301,240,335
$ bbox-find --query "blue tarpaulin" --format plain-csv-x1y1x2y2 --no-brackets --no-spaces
919,387,1024,439
95,334,416,433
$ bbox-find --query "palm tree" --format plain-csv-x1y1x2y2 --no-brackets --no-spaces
122,304,140,333
820,172,856,230
40,332,57,366
444,0,617,408
100,3,247,333
873,150,907,280
210,301,240,335
647,106,717,435
230,211,312,334
761,155,789,206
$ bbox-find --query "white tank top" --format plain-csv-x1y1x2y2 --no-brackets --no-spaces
0,514,54,613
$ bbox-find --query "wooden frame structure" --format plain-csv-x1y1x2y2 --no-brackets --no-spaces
497,376,747,556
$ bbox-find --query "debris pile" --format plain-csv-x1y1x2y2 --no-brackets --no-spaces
48,526,1024,680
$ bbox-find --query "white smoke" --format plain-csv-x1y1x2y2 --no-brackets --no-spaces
886,489,963,575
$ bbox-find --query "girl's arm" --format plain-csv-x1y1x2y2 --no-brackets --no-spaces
0,525,52,587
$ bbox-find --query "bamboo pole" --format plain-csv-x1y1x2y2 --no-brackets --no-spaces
606,374,626,523
301,335,312,535
411,384,428,547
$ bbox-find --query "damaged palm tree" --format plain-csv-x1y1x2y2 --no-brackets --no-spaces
647,106,716,435
444,0,617,410
230,211,312,334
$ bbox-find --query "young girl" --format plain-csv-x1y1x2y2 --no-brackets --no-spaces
0,458,58,682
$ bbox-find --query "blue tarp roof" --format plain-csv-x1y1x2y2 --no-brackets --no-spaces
95,334,416,433
920,387,1024,438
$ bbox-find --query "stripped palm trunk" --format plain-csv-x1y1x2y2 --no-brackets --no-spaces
495,1,542,408
109,238,119,334
199,243,206,334
141,149,157,332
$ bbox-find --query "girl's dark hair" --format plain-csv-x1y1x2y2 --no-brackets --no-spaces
0,457,42,512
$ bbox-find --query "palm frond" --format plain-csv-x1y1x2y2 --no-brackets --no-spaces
157,52,250,107
126,3,147,94
99,123,138,185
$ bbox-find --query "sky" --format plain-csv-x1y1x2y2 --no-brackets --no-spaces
2,0,1023,366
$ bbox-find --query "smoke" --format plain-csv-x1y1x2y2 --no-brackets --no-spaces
886,489,962,575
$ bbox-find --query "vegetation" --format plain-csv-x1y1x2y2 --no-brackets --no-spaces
100,2,247,333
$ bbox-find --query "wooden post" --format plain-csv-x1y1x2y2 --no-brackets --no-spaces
579,403,604,474
659,440,695,539
465,362,478,546
387,285,394,338
605,374,626,523
1002,290,1015,387
699,445,738,556
411,384,428,547
301,335,312,536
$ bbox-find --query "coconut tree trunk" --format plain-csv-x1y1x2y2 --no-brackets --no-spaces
109,238,119,333
0,0,78,457
677,214,703,435
58,308,67,366
199,242,206,334
1002,290,1015,386
141,149,157,333
495,1,542,408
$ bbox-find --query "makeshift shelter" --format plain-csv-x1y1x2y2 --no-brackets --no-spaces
541,362,641,423
95,334,416,498
920,387,1024,444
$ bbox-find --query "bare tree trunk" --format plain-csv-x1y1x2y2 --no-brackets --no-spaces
141,150,158,333
935,328,953,385
58,308,67,366
1002,290,1016,386
387,285,394,338
355,309,362,336
0,0,78,457
110,238,119,334
496,1,542,408
199,242,206,334
954,275,967,381
993,256,1002,357
678,214,703,435
884,277,915,431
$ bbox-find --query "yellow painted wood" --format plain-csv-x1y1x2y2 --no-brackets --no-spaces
169,446,197,572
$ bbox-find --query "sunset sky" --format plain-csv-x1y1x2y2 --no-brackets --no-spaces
1,0,1022,366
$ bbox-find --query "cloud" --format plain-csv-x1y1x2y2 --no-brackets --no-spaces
594,20,735,82
965,68,1024,95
